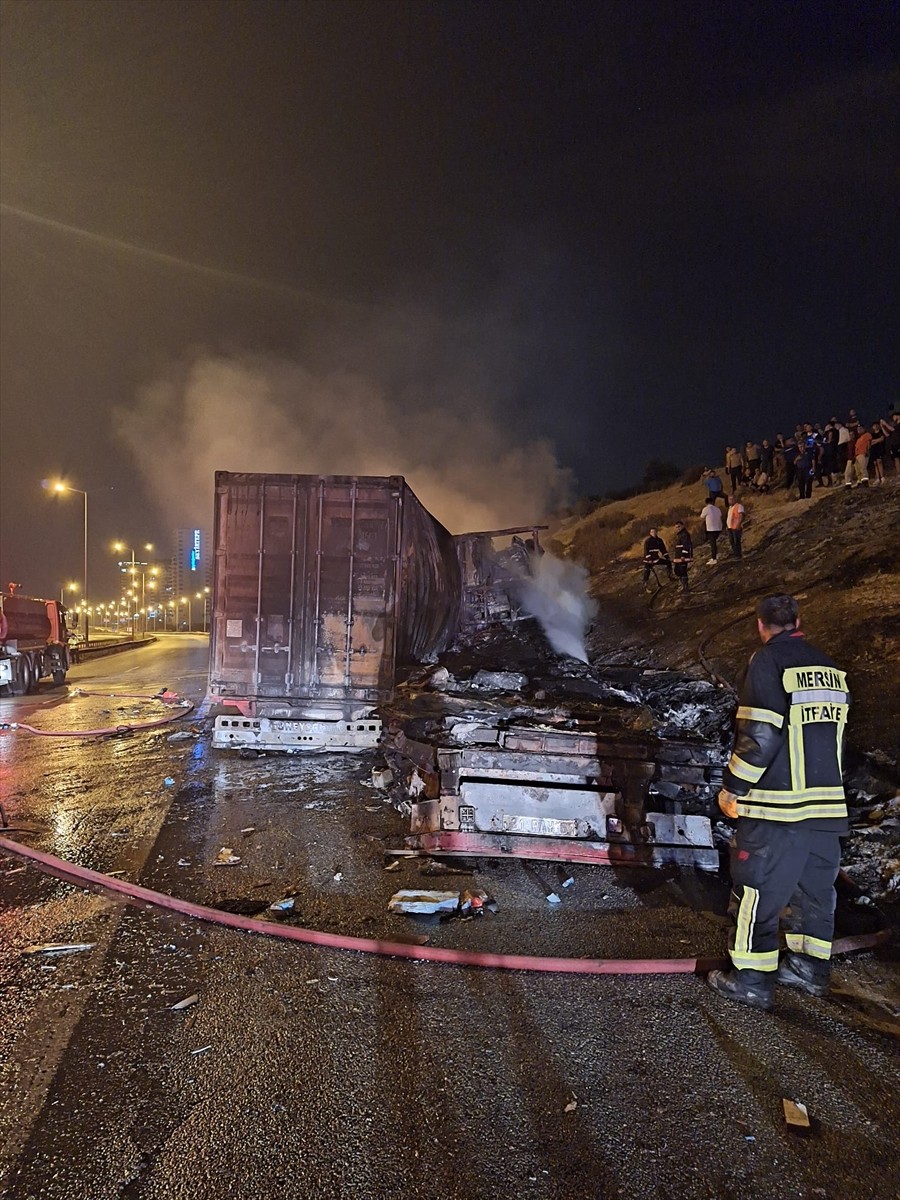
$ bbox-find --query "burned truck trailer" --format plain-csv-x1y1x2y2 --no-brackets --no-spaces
208,473,462,751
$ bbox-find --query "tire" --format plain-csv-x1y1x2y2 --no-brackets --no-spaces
12,655,32,696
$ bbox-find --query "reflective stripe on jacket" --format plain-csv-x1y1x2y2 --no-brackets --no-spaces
723,631,849,829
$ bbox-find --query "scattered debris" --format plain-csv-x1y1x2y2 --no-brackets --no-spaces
163,777,175,787
556,865,575,889
372,767,394,790
214,847,241,866
472,669,528,692
783,1099,811,1133
388,890,461,915
241,826,256,835
166,731,197,742
384,859,403,872
170,994,200,1011
523,862,562,905
388,888,494,917
420,858,473,877
190,1045,212,1057
333,872,343,883
4,866,26,876
177,858,191,867
564,1096,578,1113
23,943,95,956
269,897,296,912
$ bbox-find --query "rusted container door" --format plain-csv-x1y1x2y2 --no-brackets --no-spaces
211,473,401,704
310,478,400,699
211,475,306,699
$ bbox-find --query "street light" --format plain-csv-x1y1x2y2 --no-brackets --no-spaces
181,596,192,632
60,581,79,606
113,542,155,639
46,480,89,644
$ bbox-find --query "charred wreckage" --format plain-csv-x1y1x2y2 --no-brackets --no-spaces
206,473,730,870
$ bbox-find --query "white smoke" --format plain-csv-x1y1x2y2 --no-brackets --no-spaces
115,353,572,534
517,552,598,663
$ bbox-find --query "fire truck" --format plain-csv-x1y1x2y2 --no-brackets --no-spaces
0,592,72,695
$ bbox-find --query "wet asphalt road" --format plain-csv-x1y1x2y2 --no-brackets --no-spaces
1,636,898,1200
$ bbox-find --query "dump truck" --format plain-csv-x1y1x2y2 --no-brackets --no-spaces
0,594,71,695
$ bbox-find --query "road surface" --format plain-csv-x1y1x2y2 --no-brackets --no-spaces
1,636,897,1199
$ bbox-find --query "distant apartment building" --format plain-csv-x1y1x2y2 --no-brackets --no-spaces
169,527,213,600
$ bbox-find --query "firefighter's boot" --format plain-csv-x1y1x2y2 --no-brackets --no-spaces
706,968,775,1011
776,952,830,998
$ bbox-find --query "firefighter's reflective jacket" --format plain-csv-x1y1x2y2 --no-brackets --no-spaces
722,630,849,830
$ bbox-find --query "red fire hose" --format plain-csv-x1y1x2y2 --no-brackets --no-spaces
0,836,887,975
0,689,194,739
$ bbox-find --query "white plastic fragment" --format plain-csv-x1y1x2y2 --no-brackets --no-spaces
388,890,460,915
214,847,241,866
170,994,200,1011
23,943,95,956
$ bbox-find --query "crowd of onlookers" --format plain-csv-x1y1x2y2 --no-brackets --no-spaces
707,409,900,500
642,409,898,589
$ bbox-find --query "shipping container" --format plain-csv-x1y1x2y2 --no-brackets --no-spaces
208,473,462,750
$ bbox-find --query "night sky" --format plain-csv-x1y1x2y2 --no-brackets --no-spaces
1,0,896,603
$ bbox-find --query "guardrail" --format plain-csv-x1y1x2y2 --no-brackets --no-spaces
72,636,157,662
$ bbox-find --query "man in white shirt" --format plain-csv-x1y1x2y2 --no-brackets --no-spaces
726,495,745,559
700,500,723,564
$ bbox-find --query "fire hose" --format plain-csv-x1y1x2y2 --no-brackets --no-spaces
0,836,887,975
0,689,194,739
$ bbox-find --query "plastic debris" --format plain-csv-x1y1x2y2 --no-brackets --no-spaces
190,1045,212,1056
388,890,460,915
546,892,562,905
564,1096,578,1113
408,768,426,798
333,872,343,883
177,858,191,867
384,859,403,872
170,994,200,1011
166,731,197,742
372,767,394,790
472,670,528,692
241,827,256,834
163,777,175,787
214,847,241,866
269,897,295,912
783,1099,811,1132
22,943,95,956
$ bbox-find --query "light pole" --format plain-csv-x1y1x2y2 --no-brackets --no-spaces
181,596,192,632
47,481,89,644
113,542,154,640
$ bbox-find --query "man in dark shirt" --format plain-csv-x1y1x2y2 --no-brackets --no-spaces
642,528,673,584
672,521,693,594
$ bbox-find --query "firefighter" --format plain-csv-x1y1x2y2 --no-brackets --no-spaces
707,594,849,1011
642,527,673,585
672,520,693,593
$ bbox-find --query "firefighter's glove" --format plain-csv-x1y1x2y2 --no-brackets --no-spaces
717,789,740,820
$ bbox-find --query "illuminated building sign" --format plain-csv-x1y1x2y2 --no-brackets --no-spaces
190,528,201,572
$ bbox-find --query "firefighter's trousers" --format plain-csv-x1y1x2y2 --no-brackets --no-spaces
728,819,841,972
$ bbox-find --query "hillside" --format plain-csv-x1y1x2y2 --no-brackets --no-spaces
553,475,900,761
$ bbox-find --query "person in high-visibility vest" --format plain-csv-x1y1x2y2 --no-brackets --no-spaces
707,594,849,1011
